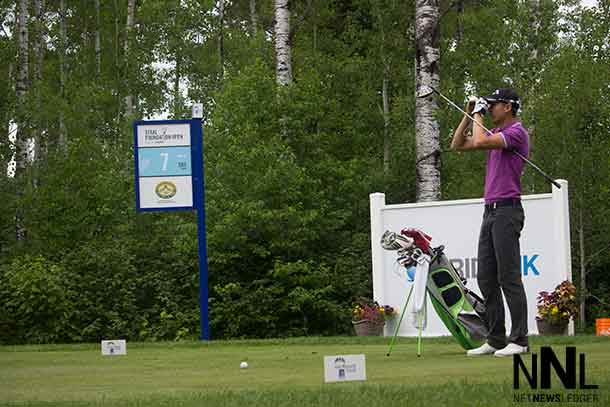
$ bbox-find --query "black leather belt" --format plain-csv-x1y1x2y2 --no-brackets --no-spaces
485,198,522,210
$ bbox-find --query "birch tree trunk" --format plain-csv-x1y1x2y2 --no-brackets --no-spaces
218,0,225,81
415,0,441,202
57,0,67,150
455,0,464,44
275,0,292,87
525,0,540,177
123,0,136,118
33,0,44,162
275,0,292,140
32,0,44,85
2,63,13,170
15,0,30,242
578,156,587,329
250,0,258,36
95,0,102,79
15,0,30,173
378,6,390,176
174,53,181,117
382,66,390,175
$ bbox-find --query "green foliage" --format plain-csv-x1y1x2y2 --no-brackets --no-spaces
0,256,74,343
0,0,608,343
210,260,354,338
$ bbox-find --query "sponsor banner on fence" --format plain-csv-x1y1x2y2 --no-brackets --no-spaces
370,180,572,337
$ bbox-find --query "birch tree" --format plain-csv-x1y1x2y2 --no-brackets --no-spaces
218,0,225,81
274,0,292,87
123,0,136,118
15,0,29,174
15,0,29,241
373,1,392,176
415,0,440,202
250,0,258,36
275,0,292,141
32,0,44,162
382,64,390,175
95,0,101,78
58,0,66,150
32,0,43,86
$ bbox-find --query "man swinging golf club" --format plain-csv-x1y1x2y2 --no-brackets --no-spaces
450,88,529,357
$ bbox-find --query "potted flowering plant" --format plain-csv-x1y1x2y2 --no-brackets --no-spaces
536,280,578,335
351,299,397,336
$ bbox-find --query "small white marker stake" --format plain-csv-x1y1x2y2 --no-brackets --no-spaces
323,354,366,383
101,340,127,356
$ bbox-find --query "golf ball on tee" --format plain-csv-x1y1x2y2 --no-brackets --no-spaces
240,361,248,369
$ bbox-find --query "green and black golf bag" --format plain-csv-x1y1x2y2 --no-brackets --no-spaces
381,229,487,350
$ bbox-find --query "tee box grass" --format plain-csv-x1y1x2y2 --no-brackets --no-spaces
1,336,608,407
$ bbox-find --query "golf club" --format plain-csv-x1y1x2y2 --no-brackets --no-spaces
417,85,561,189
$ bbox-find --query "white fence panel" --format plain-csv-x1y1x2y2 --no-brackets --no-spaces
370,180,572,337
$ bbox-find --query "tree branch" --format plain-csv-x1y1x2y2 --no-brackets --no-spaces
587,293,610,307
440,0,458,21
584,241,610,273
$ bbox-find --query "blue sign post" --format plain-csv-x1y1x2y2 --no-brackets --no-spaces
134,115,209,340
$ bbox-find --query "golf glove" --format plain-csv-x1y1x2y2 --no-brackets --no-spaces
472,97,489,116
466,96,477,114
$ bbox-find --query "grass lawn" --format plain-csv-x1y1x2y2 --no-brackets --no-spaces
1,335,608,406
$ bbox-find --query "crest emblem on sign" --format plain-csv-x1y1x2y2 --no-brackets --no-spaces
155,181,177,199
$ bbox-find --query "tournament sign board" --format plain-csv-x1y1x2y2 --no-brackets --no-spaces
133,118,209,340
134,121,198,211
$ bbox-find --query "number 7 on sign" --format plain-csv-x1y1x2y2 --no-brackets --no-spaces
160,152,169,171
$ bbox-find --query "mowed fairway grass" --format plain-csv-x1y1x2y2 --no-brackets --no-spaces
1,336,608,407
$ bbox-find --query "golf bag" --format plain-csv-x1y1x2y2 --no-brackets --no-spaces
381,228,488,350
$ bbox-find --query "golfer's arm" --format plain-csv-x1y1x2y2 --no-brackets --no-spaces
471,114,506,149
450,115,475,151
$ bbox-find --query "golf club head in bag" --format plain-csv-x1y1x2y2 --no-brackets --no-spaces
381,229,488,350
381,230,420,269
381,230,414,251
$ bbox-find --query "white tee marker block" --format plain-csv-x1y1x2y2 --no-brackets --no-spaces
324,354,366,383
101,340,127,356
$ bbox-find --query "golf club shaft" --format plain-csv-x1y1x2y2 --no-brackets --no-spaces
427,87,561,190
511,150,562,190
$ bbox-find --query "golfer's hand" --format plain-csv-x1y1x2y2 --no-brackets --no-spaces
466,96,477,114
472,97,489,116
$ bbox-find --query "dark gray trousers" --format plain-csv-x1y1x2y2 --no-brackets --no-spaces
477,205,529,348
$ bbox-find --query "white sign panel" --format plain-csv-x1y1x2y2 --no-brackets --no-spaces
324,354,366,383
137,124,191,147
139,176,193,208
101,340,127,356
371,180,572,338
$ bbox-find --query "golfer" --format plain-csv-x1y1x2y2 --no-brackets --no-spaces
450,88,529,357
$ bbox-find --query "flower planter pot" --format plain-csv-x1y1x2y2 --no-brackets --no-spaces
352,320,385,336
536,319,568,336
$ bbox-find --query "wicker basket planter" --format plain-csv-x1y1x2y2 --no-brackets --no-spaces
352,320,385,336
536,318,568,336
